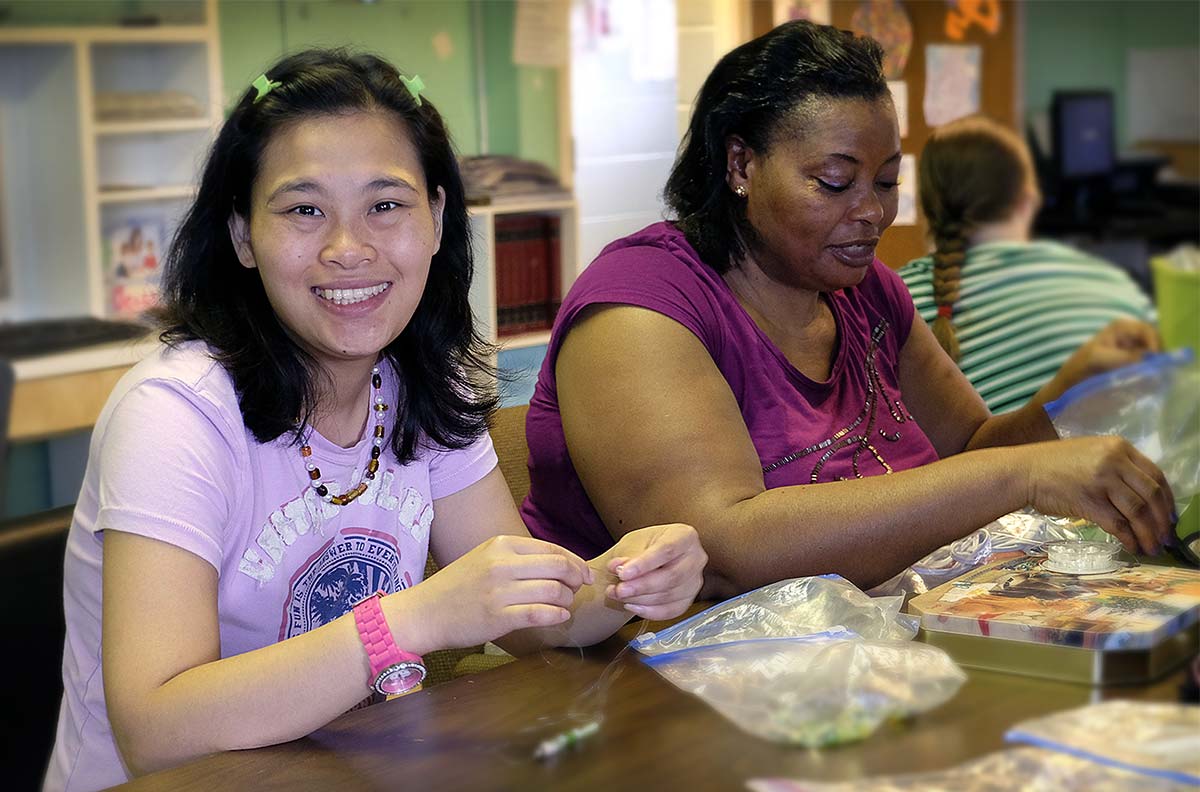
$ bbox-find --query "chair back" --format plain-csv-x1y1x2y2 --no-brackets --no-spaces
0,504,75,790
488,403,531,508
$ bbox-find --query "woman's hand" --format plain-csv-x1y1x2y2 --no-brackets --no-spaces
1040,318,1161,404
406,534,593,652
601,523,707,620
1024,435,1175,555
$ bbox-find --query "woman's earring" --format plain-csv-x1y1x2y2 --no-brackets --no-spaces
734,185,747,198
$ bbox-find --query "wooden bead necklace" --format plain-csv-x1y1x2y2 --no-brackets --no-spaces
301,365,387,506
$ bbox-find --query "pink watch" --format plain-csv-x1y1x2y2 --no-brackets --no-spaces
352,591,426,696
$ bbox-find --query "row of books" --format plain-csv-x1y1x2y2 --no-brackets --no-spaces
495,214,561,337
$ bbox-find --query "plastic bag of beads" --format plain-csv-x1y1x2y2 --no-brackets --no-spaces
1047,349,1199,516
630,575,918,657
747,746,1192,792
1005,701,1200,785
1047,348,1200,563
643,633,965,747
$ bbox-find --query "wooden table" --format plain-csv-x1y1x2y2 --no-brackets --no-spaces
114,623,1191,791
9,337,154,442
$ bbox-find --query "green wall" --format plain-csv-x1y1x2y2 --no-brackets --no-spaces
1024,0,1200,148
218,0,559,170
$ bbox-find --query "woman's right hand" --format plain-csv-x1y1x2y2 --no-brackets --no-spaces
403,534,593,652
1023,435,1175,554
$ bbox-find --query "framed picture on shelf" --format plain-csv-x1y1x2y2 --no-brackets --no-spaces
104,216,165,317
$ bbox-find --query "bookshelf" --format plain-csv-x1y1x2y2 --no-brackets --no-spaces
467,197,578,352
0,0,221,321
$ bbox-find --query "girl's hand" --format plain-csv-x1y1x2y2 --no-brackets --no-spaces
1024,435,1175,555
406,535,593,652
602,523,707,620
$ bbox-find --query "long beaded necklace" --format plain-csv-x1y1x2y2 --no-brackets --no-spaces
301,364,387,506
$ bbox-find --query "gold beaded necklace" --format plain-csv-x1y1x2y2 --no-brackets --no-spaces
301,364,387,506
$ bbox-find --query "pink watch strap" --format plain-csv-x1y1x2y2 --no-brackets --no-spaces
352,591,424,695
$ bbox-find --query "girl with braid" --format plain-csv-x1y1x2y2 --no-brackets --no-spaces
900,115,1155,415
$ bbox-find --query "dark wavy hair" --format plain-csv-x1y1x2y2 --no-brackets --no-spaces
155,48,496,463
664,20,888,273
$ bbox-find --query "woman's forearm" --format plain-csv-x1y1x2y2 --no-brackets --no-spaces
703,445,1031,594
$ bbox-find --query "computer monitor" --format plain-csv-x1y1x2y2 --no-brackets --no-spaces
1051,91,1115,181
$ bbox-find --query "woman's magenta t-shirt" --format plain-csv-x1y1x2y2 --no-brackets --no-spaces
521,222,940,559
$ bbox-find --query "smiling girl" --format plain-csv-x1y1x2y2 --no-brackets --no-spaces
44,50,704,792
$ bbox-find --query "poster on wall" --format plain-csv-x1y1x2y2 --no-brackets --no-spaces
850,0,913,79
1127,48,1200,143
923,44,981,127
894,154,917,226
944,0,1002,41
513,0,569,67
888,80,909,138
773,0,831,26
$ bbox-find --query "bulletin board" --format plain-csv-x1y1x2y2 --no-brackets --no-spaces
754,0,1019,269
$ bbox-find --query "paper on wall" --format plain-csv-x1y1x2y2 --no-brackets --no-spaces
513,0,568,67
773,0,831,26
894,154,917,227
1127,48,1200,143
888,80,908,138
924,44,980,127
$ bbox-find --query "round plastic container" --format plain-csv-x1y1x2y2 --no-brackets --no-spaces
1042,540,1121,574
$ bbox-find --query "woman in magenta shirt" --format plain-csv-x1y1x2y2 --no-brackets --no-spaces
522,20,1172,600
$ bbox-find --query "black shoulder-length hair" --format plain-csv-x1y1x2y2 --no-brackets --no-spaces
155,48,496,464
664,20,888,273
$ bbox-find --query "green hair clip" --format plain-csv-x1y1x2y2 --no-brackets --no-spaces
252,73,282,104
400,74,425,106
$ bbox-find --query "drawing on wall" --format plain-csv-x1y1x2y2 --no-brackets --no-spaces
1127,48,1200,143
894,154,917,226
514,0,569,67
945,0,1002,41
773,0,831,26
924,44,981,127
105,217,164,317
888,80,908,138
850,0,913,79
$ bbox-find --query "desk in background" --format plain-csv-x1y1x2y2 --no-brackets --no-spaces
112,620,1192,791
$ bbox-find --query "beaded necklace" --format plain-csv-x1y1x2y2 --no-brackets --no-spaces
301,364,387,506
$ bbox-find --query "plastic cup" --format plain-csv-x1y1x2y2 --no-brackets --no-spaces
1150,255,1199,563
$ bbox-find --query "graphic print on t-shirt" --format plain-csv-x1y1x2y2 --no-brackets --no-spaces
278,527,409,640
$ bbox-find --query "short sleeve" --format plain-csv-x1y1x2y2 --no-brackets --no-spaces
427,431,498,500
94,380,242,571
552,244,723,356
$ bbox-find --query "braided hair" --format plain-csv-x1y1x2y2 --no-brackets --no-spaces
918,116,1037,361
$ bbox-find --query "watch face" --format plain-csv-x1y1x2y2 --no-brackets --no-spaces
377,662,426,696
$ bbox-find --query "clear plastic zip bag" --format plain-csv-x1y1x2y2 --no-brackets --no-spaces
747,746,1194,792
643,634,965,747
632,576,962,747
631,574,918,657
1047,349,1199,521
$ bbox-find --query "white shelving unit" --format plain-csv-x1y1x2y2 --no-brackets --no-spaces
467,197,579,352
0,0,222,321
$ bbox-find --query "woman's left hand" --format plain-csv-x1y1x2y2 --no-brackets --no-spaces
600,523,707,620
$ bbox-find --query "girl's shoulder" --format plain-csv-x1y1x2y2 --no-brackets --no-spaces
103,340,244,437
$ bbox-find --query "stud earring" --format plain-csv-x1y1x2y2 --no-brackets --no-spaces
734,185,747,198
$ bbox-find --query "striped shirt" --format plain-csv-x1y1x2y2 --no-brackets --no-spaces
899,240,1154,415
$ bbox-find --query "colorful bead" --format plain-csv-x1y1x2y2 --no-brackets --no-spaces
299,361,388,508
